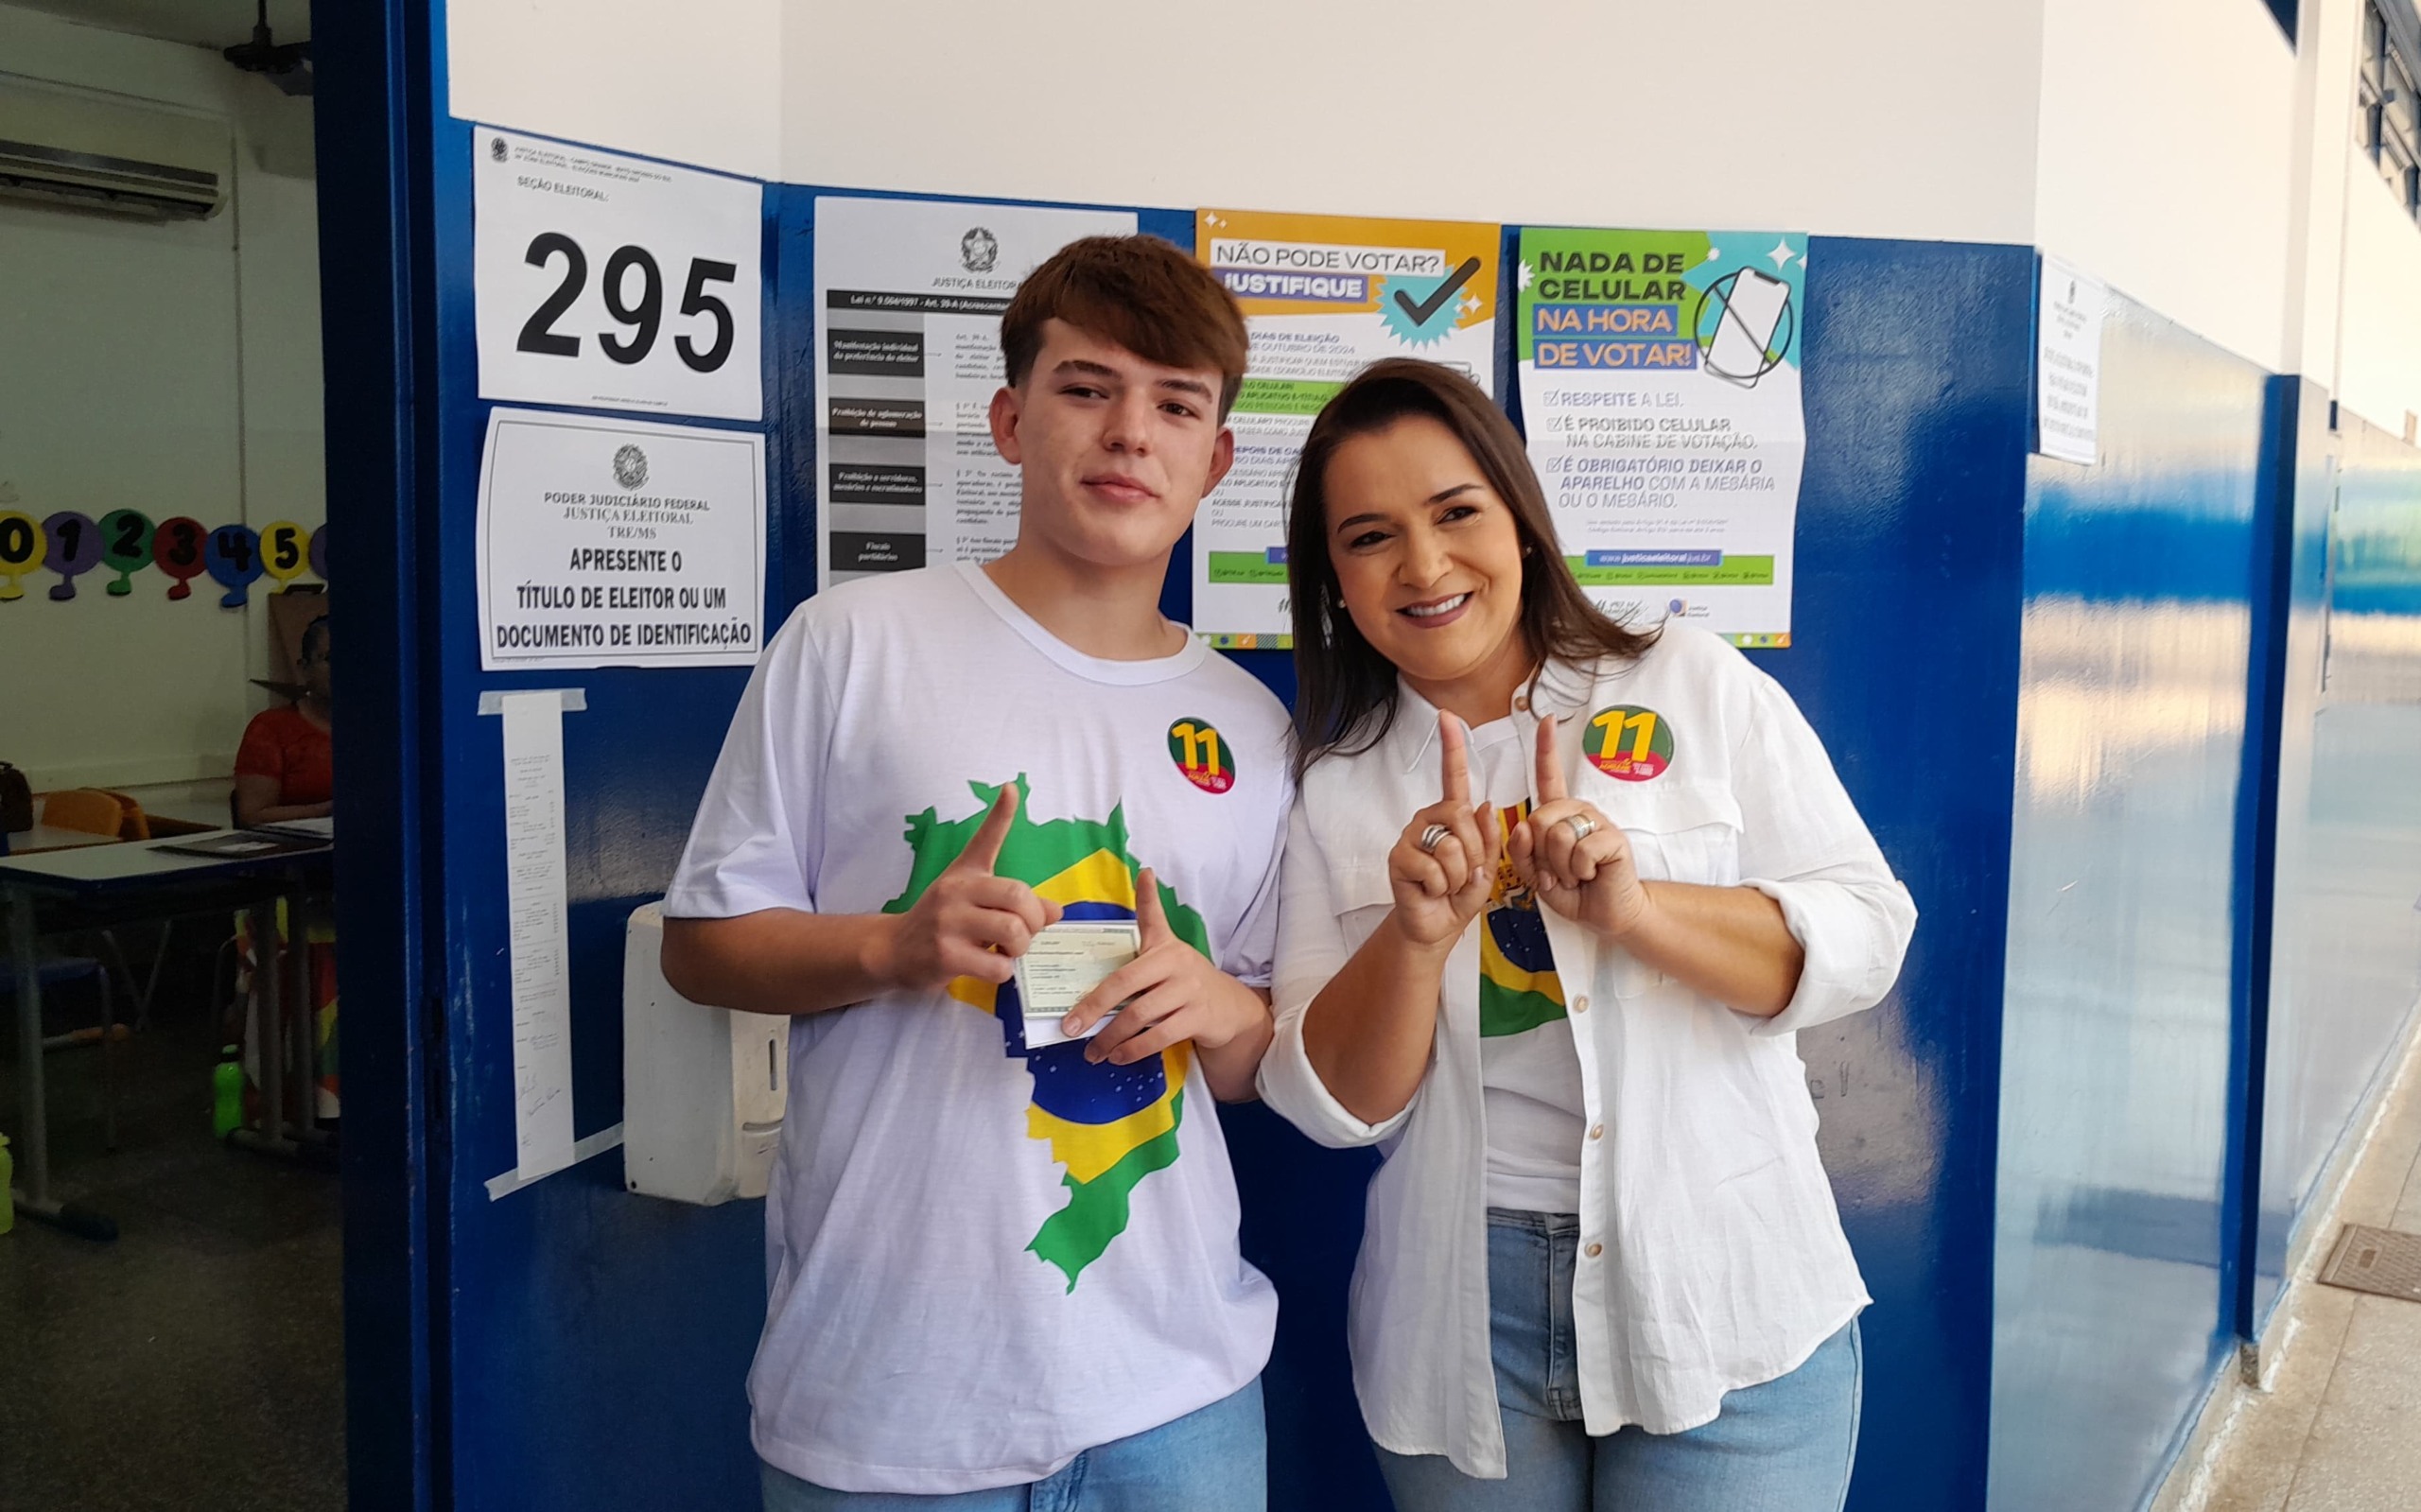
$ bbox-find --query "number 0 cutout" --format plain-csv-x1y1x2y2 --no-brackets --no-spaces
0,510,45,600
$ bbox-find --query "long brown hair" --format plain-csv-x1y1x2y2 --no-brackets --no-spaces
1286,358,1659,776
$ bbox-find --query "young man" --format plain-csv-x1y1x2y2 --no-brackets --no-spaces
660,236,1289,1511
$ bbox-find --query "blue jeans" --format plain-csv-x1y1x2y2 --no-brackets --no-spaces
1378,1211,1861,1512
760,1378,1265,1512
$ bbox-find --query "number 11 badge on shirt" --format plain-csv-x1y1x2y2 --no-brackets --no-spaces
472,128,765,422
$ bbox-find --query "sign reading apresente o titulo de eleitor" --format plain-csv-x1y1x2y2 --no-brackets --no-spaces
475,408,764,670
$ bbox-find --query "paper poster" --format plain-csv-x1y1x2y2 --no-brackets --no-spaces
813,196,1137,583
1515,228,1807,648
475,408,765,670
473,127,764,422
499,690,575,1185
2037,256,2105,466
1194,210,1502,646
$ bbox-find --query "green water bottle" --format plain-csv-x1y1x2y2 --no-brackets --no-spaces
2,1131,14,1235
213,1046,244,1138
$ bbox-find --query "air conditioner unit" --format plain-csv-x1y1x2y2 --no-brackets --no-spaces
0,78,229,221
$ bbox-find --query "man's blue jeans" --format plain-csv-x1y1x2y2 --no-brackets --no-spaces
1377,1210,1862,1512
760,1377,1265,1512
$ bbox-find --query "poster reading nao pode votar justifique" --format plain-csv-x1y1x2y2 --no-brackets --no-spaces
1195,210,1500,647
1516,227,1806,647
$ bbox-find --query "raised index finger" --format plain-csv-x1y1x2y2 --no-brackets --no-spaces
1439,711,1471,806
1534,714,1569,804
1134,865,1172,944
949,783,1019,874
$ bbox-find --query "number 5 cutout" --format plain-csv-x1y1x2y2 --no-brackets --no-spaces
260,520,311,589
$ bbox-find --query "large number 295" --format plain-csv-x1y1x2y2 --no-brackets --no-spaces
515,234,736,372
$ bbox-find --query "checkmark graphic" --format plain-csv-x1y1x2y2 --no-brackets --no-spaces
1394,256,1483,328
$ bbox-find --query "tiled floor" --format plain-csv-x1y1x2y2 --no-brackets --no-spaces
2186,1034,2421,1512
0,971,345,1511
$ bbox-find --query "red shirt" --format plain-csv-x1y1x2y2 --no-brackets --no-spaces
235,704,333,806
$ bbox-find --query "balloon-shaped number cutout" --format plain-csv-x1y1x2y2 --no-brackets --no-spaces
204,523,264,608
43,512,103,600
307,522,328,582
0,510,45,601
98,509,153,596
152,516,207,600
259,520,310,588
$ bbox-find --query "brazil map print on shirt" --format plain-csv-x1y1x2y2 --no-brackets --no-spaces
882,777,1210,1292
1482,800,1567,1035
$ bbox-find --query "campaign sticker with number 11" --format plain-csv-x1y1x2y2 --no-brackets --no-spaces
1585,705,1673,782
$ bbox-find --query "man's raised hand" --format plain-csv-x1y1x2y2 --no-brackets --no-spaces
869,783,1063,991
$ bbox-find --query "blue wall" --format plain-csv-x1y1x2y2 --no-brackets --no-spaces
389,82,2421,1508
1987,292,2273,1512
2251,400,2421,1326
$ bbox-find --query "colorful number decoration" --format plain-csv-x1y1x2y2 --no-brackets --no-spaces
43,511,103,600
99,509,154,596
204,523,265,607
152,516,207,600
0,510,45,601
260,520,311,589
307,523,328,582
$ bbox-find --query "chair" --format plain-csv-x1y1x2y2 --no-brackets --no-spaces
40,788,134,839
0,955,120,1150
39,788,159,1025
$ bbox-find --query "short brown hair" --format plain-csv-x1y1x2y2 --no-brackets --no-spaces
1286,358,1660,775
1001,235,1250,419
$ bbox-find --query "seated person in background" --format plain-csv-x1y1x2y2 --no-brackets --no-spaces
232,615,339,1122
235,616,332,826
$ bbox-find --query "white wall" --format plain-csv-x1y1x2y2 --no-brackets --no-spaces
2033,0,2299,372
443,0,2045,243
0,4,323,791
445,0,783,180
777,0,2045,242
2336,171,2421,434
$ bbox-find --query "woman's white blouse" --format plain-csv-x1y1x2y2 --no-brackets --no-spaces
1259,628,1916,1479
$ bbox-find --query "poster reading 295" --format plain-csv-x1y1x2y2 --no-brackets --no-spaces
1194,211,1500,646
1516,228,1806,648
473,128,763,422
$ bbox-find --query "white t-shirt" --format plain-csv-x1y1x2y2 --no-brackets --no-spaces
1469,715,1586,1214
664,563,1289,1495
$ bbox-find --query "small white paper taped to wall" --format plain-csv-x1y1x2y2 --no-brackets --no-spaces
497,688,578,1186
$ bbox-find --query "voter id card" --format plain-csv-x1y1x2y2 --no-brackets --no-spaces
1015,921,1141,1048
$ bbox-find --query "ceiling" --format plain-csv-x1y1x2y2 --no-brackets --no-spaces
12,0,308,50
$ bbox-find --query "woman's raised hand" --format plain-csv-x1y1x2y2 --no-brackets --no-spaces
1510,714,1651,939
1385,711,1497,948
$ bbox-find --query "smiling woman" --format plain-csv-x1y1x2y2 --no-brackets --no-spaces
1283,359,1657,774
1261,357,1915,1510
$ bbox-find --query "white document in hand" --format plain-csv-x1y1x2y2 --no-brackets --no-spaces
1014,921,1141,1049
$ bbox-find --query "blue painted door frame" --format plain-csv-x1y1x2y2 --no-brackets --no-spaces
316,0,444,1506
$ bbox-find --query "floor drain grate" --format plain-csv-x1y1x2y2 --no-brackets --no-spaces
2318,1224,2421,1304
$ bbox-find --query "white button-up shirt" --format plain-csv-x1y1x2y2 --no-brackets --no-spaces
1259,629,1916,1478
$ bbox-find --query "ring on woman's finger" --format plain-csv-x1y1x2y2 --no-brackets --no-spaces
1563,814,1597,843
1418,823,1452,854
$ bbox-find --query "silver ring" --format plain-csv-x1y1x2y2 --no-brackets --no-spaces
1563,814,1597,843
1418,823,1452,854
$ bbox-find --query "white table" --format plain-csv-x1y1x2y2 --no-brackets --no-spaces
4,832,334,1239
